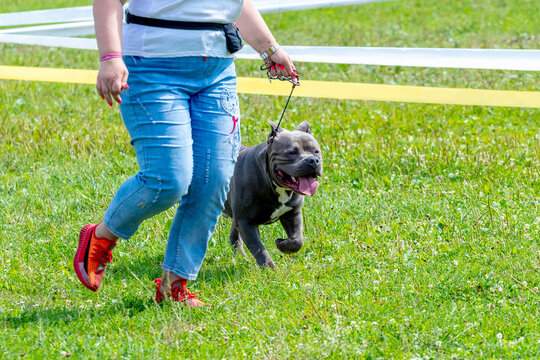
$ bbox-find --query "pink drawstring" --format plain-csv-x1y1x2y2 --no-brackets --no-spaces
230,116,238,134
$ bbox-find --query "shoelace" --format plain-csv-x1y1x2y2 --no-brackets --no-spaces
100,249,113,264
155,278,201,304
90,241,114,266
171,286,198,301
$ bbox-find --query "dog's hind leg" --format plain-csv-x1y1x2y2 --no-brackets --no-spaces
229,225,247,258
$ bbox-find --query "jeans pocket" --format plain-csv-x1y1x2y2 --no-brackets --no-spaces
220,87,241,160
221,88,240,118
231,126,241,161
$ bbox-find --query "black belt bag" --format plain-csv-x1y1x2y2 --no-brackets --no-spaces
125,11,243,54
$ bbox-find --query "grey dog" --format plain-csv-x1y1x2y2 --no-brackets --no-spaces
223,120,323,268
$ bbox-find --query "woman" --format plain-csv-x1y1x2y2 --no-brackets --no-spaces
74,0,298,307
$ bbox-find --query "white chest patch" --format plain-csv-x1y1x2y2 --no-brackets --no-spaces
271,186,293,221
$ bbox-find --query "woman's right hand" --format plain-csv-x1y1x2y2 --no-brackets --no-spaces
267,48,299,85
96,58,129,106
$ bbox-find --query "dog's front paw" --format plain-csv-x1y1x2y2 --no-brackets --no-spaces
275,238,303,254
258,258,275,269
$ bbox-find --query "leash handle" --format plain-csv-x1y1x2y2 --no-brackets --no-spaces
260,62,301,86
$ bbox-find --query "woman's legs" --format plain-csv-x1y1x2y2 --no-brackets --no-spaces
162,58,241,281
91,56,240,297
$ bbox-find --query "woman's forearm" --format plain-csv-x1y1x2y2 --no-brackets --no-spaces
235,0,276,54
93,0,126,56
93,0,129,106
235,0,298,83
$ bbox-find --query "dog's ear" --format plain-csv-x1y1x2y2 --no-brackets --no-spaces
268,120,283,134
268,120,280,132
295,121,311,134
267,120,283,143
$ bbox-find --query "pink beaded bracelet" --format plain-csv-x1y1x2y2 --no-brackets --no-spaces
99,52,122,62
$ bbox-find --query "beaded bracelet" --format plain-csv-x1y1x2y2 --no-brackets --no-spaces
99,52,122,62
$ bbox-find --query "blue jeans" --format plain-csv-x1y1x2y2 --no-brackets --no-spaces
104,56,241,280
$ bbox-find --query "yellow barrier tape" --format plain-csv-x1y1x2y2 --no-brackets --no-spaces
1,65,539,108
0,65,96,84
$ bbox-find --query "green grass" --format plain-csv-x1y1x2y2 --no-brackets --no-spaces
1,0,539,358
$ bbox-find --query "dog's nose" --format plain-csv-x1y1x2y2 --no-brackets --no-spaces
306,156,320,168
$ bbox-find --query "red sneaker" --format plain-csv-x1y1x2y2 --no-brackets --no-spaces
155,278,208,307
73,224,117,292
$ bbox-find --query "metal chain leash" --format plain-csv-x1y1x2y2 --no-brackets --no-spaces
260,61,300,142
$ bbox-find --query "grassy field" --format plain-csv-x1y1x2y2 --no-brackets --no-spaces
1,0,539,358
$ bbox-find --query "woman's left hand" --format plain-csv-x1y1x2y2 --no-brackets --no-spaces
267,48,299,84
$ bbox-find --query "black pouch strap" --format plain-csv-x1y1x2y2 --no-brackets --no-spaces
125,10,243,53
126,11,224,31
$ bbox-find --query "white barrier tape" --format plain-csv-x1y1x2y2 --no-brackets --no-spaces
237,46,540,72
1,34,539,72
253,0,393,13
0,0,391,27
0,21,95,37
0,0,388,37
0,34,97,50
0,6,93,27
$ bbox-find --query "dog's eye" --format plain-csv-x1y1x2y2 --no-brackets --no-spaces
314,149,320,155
288,149,298,156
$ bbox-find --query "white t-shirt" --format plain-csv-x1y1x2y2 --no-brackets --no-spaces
123,0,244,58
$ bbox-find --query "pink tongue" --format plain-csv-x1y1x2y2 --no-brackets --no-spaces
298,176,319,196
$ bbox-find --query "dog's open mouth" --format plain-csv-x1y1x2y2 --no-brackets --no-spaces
275,168,319,196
